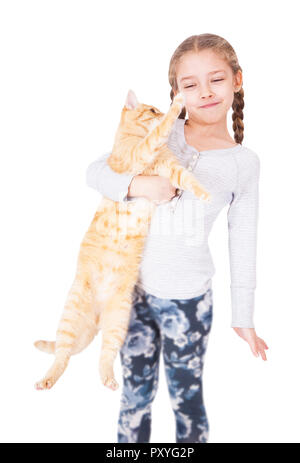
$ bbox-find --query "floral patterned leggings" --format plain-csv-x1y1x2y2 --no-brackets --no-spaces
117,283,213,443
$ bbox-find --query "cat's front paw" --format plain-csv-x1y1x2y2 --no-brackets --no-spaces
202,192,212,202
34,377,54,390
193,186,212,202
173,92,186,109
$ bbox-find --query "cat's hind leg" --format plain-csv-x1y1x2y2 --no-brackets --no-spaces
98,288,134,391
34,309,97,390
34,278,97,390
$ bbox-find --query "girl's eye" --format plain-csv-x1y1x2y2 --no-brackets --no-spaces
185,79,224,88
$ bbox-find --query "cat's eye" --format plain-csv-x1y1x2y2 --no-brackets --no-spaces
150,108,157,113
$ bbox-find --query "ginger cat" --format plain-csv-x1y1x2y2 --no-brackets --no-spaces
34,89,211,392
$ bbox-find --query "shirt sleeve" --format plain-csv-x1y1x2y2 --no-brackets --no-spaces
86,151,135,202
227,150,260,328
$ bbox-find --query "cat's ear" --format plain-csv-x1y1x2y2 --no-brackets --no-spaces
124,89,139,110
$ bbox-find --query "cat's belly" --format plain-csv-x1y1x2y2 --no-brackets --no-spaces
92,253,140,329
93,267,121,305
82,198,156,324
95,197,156,237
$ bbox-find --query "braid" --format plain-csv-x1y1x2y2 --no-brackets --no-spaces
170,88,186,119
232,87,244,144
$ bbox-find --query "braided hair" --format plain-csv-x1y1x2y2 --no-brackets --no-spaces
232,87,244,144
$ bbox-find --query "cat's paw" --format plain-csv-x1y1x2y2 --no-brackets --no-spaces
103,376,119,391
34,377,54,390
202,192,212,202
193,186,211,202
173,91,186,108
99,363,119,391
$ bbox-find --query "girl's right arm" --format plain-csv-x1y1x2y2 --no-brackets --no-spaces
86,152,177,202
86,152,135,202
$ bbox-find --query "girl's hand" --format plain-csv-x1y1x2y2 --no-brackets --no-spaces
128,175,177,202
232,328,269,361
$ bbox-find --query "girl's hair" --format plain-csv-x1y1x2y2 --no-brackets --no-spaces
169,33,244,144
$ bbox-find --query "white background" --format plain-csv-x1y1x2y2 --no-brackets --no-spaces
1,0,299,444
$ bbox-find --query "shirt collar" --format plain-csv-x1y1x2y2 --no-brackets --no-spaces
174,118,242,156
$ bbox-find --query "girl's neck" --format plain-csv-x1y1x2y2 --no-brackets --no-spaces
184,118,238,151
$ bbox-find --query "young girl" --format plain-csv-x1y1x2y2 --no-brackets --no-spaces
86,33,268,443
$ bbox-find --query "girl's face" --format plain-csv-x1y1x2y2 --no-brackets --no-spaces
175,50,242,124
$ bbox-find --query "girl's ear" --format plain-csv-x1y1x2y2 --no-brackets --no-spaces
234,70,243,92
124,89,139,109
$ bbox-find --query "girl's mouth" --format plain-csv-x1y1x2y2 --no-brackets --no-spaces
200,102,220,108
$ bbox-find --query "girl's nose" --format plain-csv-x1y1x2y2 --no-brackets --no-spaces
198,86,214,99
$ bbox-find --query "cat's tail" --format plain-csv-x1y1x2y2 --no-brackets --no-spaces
34,340,55,354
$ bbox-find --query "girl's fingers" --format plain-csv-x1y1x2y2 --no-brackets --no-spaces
250,343,259,357
257,337,269,349
244,334,269,359
258,347,267,361
256,340,268,360
250,340,266,359
259,341,268,361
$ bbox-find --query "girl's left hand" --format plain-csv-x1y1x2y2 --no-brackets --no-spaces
232,328,269,361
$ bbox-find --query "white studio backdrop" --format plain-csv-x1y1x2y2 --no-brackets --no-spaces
0,0,299,443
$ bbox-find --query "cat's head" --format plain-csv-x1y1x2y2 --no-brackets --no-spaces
121,89,165,133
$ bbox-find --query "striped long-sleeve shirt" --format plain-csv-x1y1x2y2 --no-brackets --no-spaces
86,117,260,328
